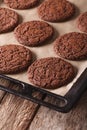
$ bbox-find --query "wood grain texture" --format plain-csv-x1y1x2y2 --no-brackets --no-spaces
29,91,87,130
0,91,5,101
0,93,39,130
0,78,10,102
0,76,43,130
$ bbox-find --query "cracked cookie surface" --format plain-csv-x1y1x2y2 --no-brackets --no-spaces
28,57,75,89
77,12,87,33
54,32,87,60
38,0,75,22
14,21,54,47
4,0,39,9
0,8,19,33
0,45,32,74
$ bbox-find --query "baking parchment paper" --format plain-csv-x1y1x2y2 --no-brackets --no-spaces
0,0,87,96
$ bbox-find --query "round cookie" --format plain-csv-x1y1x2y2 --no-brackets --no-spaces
0,45,32,74
77,12,87,33
38,0,75,22
28,57,75,89
54,32,87,60
4,0,39,9
14,21,54,47
0,8,19,33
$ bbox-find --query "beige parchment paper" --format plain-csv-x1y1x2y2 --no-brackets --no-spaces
0,0,87,96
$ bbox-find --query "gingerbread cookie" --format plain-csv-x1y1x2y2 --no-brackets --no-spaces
0,45,32,74
28,57,75,89
14,21,54,47
54,32,87,60
38,0,75,22
4,0,39,9
0,8,19,33
77,12,87,33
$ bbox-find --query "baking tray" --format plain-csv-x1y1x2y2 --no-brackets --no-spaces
0,68,87,113
0,0,87,113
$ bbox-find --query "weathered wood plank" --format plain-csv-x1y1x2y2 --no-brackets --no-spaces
0,93,39,130
0,91,5,101
29,91,87,130
0,78,10,102
0,77,44,130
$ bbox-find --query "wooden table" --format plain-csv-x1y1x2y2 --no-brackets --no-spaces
0,83,87,130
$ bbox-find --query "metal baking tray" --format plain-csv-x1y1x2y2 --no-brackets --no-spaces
0,68,87,113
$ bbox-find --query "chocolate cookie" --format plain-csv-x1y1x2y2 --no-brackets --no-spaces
54,32,87,60
0,8,19,33
0,45,32,74
38,0,75,22
14,21,54,47
77,12,87,33
4,0,39,9
28,57,75,89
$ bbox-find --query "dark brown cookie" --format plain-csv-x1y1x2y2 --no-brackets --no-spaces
0,45,32,74
14,21,54,47
77,12,87,33
4,0,39,9
28,57,75,89
38,0,75,22
0,8,19,33
54,32,87,60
